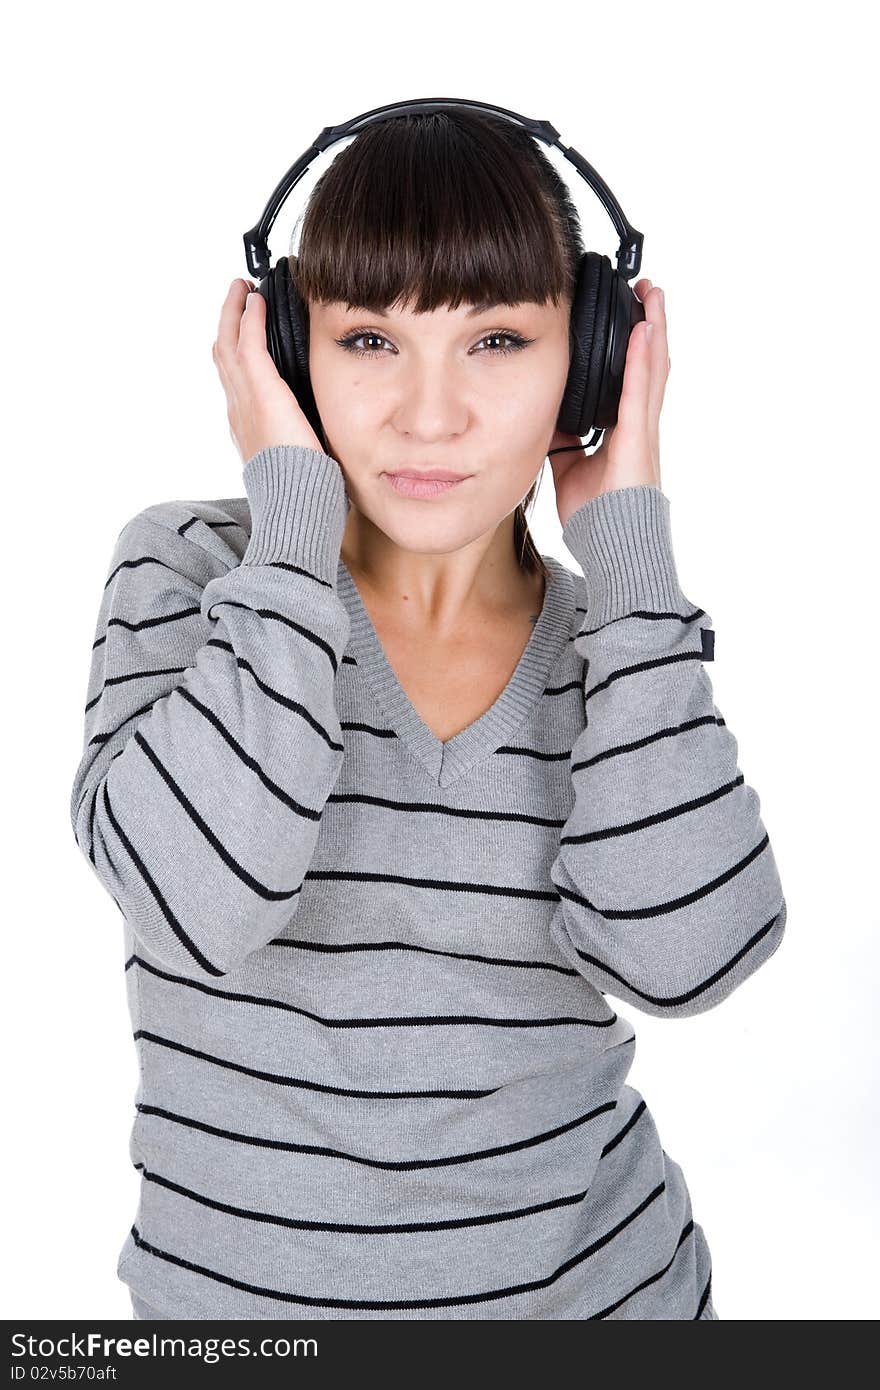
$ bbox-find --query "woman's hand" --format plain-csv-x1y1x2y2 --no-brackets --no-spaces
211,278,326,466
546,279,670,528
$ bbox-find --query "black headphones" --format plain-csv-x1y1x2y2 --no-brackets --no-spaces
243,96,645,456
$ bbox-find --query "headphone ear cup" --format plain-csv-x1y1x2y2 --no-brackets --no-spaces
593,270,646,429
257,257,327,449
255,263,292,386
559,253,648,436
558,251,607,437
581,256,614,434
278,254,312,386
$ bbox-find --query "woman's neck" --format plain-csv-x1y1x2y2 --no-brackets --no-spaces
340,512,543,640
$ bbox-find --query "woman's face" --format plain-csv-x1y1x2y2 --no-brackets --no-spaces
307,296,571,554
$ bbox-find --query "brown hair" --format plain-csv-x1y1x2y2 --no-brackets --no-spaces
290,108,585,579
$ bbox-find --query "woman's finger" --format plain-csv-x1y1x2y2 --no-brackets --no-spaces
644,286,669,422
237,289,282,396
616,319,653,432
238,288,268,359
215,279,251,364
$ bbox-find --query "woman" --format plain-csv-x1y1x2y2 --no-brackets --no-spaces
71,110,785,1320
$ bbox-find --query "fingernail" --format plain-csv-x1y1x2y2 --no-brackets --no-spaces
645,322,655,342
658,288,665,306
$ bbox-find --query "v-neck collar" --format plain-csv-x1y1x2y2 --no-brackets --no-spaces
337,554,575,787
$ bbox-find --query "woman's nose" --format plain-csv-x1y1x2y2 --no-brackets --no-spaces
392,369,469,438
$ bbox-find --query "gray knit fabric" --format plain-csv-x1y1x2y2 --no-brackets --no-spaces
71,444,785,1320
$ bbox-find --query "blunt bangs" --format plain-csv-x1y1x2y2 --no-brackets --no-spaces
290,109,582,318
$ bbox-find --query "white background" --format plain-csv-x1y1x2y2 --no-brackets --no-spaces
4,0,877,1322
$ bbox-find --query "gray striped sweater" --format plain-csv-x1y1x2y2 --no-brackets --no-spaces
70,444,786,1320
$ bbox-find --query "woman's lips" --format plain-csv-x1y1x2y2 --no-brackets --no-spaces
383,473,470,500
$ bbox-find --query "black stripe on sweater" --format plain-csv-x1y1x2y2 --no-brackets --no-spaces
134,1035,493,1101
340,719,398,738
129,961,617,1028
694,1273,714,1319
202,599,339,674
92,604,202,650
104,553,185,591
565,906,785,1009
134,1089,622,1164
124,1175,687,1312
199,640,344,747
555,833,772,919
572,714,726,772
584,647,707,702
102,785,224,977
560,774,745,844
544,677,583,696
133,1164,592,1234
85,665,187,714
173,521,333,593
326,791,565,828
574,605,707,641
173,684,341,780
304,869,560,902
88,699,158,748
264,936,580,978
86,644,344,750
588,1218,705,1320
493,745,572,761
132,731,313,896
129,1091,647,1236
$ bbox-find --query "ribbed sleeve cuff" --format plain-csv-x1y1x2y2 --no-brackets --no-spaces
561,484,687,624
241,445,350,583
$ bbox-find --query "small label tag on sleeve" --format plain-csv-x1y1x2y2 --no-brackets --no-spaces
701,627,715,661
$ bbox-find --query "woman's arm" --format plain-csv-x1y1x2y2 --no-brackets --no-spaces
70,444,350,981
548,483,786,1017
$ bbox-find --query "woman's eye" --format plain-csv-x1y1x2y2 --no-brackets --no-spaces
335,331,532,358
477,333,530,355
338,332,391,356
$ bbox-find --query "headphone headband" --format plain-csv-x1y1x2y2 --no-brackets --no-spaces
243,95,644,283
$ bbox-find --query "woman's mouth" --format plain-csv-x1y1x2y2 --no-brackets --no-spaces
382,473,470,500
